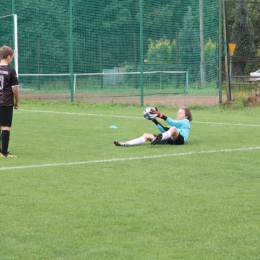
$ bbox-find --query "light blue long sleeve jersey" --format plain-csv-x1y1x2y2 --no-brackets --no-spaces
156,117,191,143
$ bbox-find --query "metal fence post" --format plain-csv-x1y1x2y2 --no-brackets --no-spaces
69,0,74,102
139,0,144,106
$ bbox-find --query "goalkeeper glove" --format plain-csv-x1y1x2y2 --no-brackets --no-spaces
150,107,164,118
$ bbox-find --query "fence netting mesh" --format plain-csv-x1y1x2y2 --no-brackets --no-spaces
0,0,218,105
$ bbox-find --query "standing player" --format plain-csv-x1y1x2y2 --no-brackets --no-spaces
114,107,192,147
0,45,19,157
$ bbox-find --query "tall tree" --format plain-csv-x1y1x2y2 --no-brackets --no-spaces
230,0,255,75
178,6,200,82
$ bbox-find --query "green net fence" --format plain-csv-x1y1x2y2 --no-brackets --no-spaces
0,0,219,106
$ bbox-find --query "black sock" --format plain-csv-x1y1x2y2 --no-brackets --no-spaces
152,119,159,125
1,130,10,155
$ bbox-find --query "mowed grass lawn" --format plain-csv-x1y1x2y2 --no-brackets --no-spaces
0,102,259,260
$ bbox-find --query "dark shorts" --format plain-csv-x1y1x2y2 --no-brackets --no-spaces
0,106,13,127
153,133,185,145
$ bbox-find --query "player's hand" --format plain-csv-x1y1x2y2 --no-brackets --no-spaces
150,107,164,118
14,102,19,109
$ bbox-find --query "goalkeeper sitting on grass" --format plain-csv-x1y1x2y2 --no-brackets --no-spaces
114,106,192,147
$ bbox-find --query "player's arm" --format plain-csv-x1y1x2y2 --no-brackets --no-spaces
151,118,170,133
10,69,19,109
12,86,19,109
150,108,183,127
165,117,183,128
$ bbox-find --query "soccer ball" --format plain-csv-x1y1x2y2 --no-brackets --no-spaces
143,106,157,120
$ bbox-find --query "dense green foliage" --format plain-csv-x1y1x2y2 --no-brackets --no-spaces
226,1,260,74
230,0,256,75
0,0,217,80
179,6,200,81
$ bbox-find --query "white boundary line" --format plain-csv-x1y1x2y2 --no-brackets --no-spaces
193,121,260,127
18,109,260,127
18,109,140,119
1,146,260,171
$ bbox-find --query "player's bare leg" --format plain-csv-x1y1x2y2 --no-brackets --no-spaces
151,127,179,145
142,133,155,142
114,133,155,147
168,127,179,141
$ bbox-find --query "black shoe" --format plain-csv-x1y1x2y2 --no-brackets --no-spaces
151,134,163,145
114,141,130,147
0,151,17,158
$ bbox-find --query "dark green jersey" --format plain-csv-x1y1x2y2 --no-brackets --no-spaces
0,65,19,106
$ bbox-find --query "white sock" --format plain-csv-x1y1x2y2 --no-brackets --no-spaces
161,131,171,140
128,137,146,146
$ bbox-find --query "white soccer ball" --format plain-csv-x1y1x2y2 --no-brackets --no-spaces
143,106,157,120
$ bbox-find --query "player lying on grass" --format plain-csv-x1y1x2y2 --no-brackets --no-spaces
114,106,192,147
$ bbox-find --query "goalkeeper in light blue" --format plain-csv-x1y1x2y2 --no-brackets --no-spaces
114,107,192,147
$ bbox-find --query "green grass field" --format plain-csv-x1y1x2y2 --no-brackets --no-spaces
0,102,259,260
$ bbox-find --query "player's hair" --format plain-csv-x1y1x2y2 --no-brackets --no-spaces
181,106,193,122
0,45,14,60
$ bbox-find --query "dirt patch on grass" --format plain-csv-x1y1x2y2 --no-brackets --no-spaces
20,92,226,108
